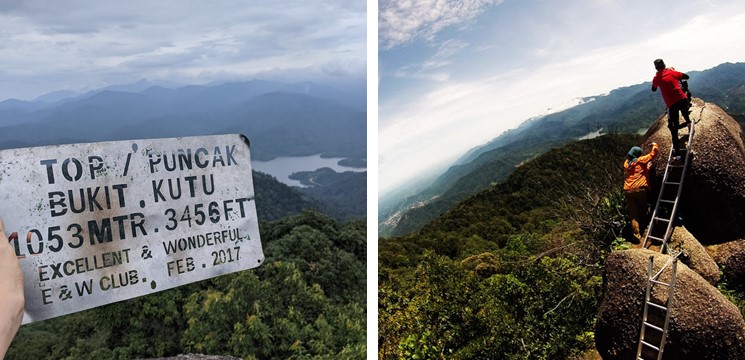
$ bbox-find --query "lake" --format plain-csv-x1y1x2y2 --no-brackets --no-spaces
252,154,366,187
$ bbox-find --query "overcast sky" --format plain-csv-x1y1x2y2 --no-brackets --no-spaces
0,0,366,101
378,0,745,196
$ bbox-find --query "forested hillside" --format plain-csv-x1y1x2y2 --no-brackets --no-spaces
291,168,367,221
380,134,650,358
381,62,745,238
8,210,366,360
252,170,319,221
253,168,366,223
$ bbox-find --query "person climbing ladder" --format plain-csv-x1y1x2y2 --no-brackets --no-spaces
624,142,659,243
651,59,692,157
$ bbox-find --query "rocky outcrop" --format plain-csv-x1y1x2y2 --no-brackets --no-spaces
667,226,720,285
597,100,745,359
707,239,745,288
642,99,745,244
595,249,745,360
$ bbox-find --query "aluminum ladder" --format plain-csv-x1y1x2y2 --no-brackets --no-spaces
636,254,679,360
641,119,695,252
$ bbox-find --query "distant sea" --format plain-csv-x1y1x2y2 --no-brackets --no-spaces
252,154,365,187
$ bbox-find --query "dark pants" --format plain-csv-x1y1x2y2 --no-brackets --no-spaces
625,188,648,243
667,98,691,152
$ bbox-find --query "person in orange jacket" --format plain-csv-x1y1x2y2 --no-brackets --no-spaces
624,142,659,243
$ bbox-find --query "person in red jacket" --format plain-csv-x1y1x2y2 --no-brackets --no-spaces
624,142,659,243
652,59,691,156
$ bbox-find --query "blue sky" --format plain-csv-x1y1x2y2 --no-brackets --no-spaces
378,0,745,196
0,0,366,101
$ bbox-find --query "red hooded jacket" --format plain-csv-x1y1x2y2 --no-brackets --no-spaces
652,68,687,107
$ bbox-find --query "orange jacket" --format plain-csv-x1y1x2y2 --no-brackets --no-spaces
624,143,659,191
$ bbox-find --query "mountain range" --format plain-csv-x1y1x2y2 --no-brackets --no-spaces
0,79,366,162
380,62,745,237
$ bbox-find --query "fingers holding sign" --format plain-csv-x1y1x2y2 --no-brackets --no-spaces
0,218,25,358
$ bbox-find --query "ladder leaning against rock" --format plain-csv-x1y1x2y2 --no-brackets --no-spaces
636,113,697,360
641,117,696,253
635,254,680,360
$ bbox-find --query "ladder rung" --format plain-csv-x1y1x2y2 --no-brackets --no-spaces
643,322,664,332
650,279,671,287
647,301,667,311
667,164,684,168
653,217,671,223
659,199,675,204
641,341,660,352
646,235,664,242
664,181,681,185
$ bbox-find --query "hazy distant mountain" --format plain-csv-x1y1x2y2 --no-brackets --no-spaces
0,98,48,112
32,90,79,104
0,79,366,162
380,62,745,237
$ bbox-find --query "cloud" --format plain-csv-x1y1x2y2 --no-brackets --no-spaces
473,44,496,53
379,4,745,194
422,39,468,69
379,0,504,50
390,39,468,83
0,0,28,13
378,0,745,194
0,0,366,100
322,57,367,78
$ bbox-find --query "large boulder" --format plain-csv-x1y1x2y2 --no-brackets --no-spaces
596,249,745,360
707,239,745,289
667,226,720,285
642,99,745,244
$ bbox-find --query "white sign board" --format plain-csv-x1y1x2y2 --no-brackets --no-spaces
0,134,264,324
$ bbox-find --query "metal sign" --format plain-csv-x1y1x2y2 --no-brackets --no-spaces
0,134,264,324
